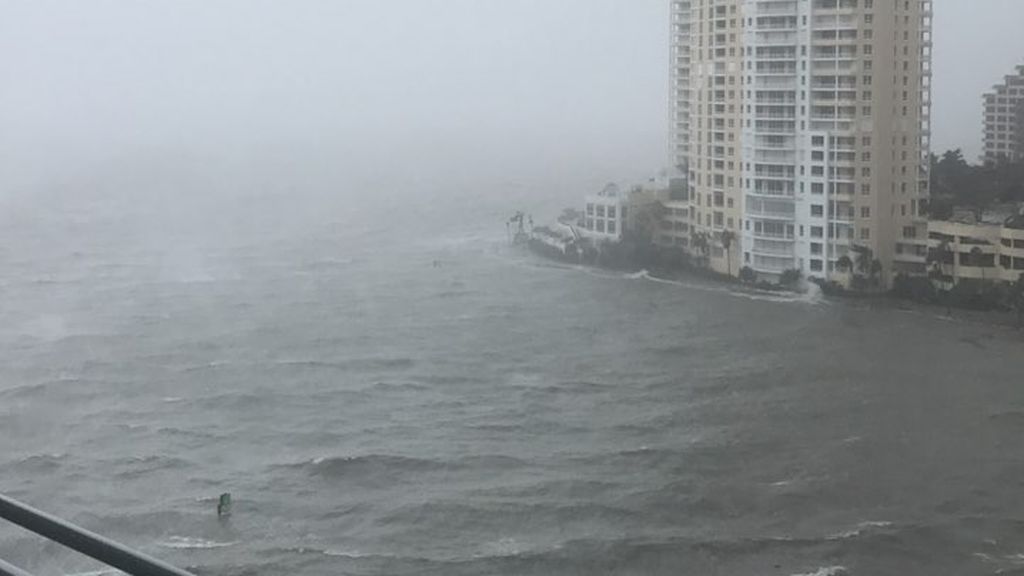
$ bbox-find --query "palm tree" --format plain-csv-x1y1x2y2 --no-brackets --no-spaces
869,259,883,288
1014,272,1024,329
634,201,668,243
854,246,874,276
970,246,986,282
739,266,757,284
836,255,853,275
690,231,710,268
927,240,953,281
720,230,736,277
779,268,802,289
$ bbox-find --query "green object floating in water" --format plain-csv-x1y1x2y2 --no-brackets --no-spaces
217,493,232,518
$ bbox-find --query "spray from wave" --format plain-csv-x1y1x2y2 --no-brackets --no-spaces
623,270,825,306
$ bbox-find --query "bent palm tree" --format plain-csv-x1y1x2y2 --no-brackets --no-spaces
720,230,736,277
1015,272,1024,329
869,259,883,288
836,255,853,275
854,246,873,277
970,246,986,282
927,240,953,281
690,231,710,268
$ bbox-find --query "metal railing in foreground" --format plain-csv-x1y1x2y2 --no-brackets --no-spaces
0,493,196,576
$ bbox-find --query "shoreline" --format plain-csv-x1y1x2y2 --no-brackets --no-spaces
521,238,1024,333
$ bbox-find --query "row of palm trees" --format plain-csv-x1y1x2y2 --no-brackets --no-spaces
690,227,883,290
835,246,884,288
683,225,1024,325
689,230,737,276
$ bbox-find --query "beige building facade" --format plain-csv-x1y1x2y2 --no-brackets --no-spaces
927,214,1024,284
670,0,933,285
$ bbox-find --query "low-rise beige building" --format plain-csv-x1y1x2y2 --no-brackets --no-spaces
927,207,1024,284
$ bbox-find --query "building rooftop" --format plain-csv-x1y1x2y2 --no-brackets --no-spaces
948,203,1024,228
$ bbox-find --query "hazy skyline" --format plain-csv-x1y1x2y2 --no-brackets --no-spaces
2,0,1023,199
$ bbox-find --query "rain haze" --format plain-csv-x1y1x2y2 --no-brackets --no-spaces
3,0,1023,200
4,2,1024,576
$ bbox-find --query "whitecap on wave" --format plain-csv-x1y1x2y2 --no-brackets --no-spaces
159,536,236,549
790,567,847,576
826,521,894,541
323,549,370,558
623,270,825,306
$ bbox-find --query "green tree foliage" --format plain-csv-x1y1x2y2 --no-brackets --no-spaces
630,201,668,244
739,266,757,285
690,231,710,268
779,268,802,289
853,246,873,276
1014,273,1024,329
720,230,736,276
869,259,883,287
929,149,1024,218
835,255,853,273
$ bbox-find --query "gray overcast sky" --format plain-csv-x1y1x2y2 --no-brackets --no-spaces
2,0,1023,199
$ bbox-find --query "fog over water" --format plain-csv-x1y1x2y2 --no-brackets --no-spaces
3,2,1024,576
4,0,1023,205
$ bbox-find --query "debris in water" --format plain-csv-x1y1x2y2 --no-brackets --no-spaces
217,493,232,518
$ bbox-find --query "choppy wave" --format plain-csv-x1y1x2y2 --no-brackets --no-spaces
322,548,371,558
369,381,431,393
0,378,96,400
159,536,237,549
625,270,825,305
178,360,233,373
9,453,68,473
4,204,1020,576
791,567,848,576
280,453,528,481
826,521,895,541
110,455,194,479
379,500,641,529
269,357,416,372
307,454,446,476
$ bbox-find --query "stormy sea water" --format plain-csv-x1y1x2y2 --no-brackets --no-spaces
2,188,1024,576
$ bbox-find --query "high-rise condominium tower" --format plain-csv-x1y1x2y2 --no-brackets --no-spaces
669,0,933,285
982,65,1024,164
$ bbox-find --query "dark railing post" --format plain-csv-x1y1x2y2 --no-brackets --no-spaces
0,493,196,576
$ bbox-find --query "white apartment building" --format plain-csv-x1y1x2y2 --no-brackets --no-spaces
670,0,933,285
671,0,693,173
982,64,1024,164
582,184,629,241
